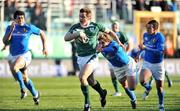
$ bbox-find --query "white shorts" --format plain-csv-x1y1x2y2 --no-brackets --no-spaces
141,60,165,80
8,51,32,66
113,57,136,80
77,54,98,71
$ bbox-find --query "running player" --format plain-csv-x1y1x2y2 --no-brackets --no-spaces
97,32,137,109
139,20,165,111
2,10,48,105
64,7,123,111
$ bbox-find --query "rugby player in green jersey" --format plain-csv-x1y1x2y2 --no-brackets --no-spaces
64,7,124,111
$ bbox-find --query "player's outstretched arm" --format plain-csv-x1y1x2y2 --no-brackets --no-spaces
40,30,48,57
3,21,16,45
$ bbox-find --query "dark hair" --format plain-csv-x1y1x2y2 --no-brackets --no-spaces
13,10,25,19
79,7,92,17
147,20,159,30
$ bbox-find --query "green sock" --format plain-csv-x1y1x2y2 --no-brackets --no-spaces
80,85,90,104
112,78,119,93
165,71,171,82
91,81,104,97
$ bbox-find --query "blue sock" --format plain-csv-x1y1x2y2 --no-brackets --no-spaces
14,71,26,90
124,88,136,101
157,89,164,105
143,82,152,91
24,79,37,97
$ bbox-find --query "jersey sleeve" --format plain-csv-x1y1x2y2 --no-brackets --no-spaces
30,24,41,35
68,24,78,33
4,26,11,36
119,31,129,44
157,33,165,51
96,23,106,32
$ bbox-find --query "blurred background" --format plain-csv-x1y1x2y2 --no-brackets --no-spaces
0,0,180,77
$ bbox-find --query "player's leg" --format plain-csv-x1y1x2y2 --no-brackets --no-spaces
9,56,26,99
110,68,121,96
21,68,40,105
148,76,154,87
119,77,136,109
151,62,165,111
155,80,165,111
165,70,172,87
79,64,92,110
139,68,152,100
87,74,107,107
77,55,99,111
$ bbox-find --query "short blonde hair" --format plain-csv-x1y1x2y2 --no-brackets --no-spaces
98,32,112,43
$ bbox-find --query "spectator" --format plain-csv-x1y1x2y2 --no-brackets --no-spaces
31,2,47,31
159,0,169,11
133,0,146,11
164,34,174,58
4,0,17,21
169,0,178,11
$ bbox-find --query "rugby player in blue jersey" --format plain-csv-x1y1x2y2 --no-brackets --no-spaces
139,20,165,111
2,10,48,105
97,32,137,109
108,21,130,97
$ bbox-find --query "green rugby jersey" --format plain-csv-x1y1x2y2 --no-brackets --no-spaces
116,31,129,45
68,22,106,56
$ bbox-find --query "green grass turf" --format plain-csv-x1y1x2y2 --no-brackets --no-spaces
0,76,180,111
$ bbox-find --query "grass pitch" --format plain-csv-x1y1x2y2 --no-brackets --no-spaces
0,76,180,111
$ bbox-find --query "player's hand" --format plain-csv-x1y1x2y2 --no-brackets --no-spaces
42,48,48,57
10,21,16,32
96,43,103,52
1,45,7,51
77,31,89,43
138,44,145,50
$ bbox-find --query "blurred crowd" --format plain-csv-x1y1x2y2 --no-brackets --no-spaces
3,0,180,58
4,0,47,31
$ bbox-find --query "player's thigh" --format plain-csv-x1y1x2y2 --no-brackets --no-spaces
77,55,98,79
118,76,128,88
79,63,94,79
9,56,26,73
139,68,152,82
127,76,136,90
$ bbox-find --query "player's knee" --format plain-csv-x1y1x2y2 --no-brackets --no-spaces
12,65,20,73
23,76,28,83
79,76,87,84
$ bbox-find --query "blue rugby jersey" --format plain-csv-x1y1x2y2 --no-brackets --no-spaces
143,32,165,63
4,24,40,56
101,41,130,67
